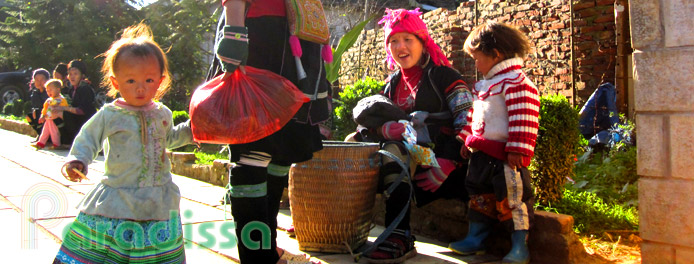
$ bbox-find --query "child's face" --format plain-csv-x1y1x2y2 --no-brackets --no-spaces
46,84,61,98
388,32,425,70
34,74,47,90
109,52,163,107
67,68,84,87
471,49,503,77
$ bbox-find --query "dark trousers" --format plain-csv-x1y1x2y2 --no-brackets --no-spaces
26,109,43,137
228,164,285,263
465,151,534,231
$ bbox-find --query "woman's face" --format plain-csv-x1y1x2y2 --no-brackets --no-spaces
388,32,424,70
33,74,47,91
67,68,84,87
53,71,65,82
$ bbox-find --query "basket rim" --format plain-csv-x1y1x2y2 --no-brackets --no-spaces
321,140,379,148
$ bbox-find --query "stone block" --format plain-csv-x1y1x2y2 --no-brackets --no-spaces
670,115,694,179
677,247,694,264
641,242,674,264
0,118,37,137
633,50,694,111
639,178,694,247
663,0,694,47
629,0,661,49
636,114,667,177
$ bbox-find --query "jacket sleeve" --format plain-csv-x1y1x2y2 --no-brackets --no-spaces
503,76,540,157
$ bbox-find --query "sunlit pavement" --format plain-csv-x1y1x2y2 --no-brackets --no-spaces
0,128,497,263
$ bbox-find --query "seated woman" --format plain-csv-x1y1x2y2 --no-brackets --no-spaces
26,68,50,138
52,63,69,95
58,59,96,145
351,8,474,264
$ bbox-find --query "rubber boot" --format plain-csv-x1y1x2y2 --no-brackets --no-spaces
448,221,491,255
502,230,529,264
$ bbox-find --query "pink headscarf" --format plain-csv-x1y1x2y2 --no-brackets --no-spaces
379,8,451,70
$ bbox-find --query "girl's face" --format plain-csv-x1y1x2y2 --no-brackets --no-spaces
470,49,504,77
388,32,424,70
67,68,84,87
46,84,61,98
110,52,163,107
34,74,47,91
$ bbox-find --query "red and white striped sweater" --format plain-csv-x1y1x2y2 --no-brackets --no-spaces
458,58,540,166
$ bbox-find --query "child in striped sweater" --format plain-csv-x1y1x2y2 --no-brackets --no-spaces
449,21,540,264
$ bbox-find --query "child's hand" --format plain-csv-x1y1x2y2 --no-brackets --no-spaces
38,117,45,124
507,152,524,170
63,161,87,182
459,145,471,159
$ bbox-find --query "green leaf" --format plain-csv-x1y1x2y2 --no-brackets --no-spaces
324,14,375,83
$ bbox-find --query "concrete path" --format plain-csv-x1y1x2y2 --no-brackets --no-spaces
0,128,498,263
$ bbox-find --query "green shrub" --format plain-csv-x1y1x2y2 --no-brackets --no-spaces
332,77,385,140
2,99,28,117
530,94,582,205
572,135,638,207
172,110,189,126
539,188,639,233
194,149,228,165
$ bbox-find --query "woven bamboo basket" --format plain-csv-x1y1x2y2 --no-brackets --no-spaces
289,141,381,253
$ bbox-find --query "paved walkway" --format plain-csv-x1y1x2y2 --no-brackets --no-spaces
0,128,498,263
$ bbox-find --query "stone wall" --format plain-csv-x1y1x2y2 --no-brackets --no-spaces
338,0,619,106
631,0,694,262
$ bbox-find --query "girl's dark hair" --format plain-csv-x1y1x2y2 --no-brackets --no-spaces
464,21,530,60
32,68,50,80
68,59,87,75
54,63,68,77
100,22,171,100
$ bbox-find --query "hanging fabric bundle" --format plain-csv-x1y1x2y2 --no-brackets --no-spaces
285,0,333,96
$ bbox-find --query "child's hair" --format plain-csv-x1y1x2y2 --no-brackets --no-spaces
464,21,530,60
45,79,63,91
54,63,68,77
68,59,87,75
100,22,171,100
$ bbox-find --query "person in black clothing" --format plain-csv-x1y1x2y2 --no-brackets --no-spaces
57,60,96,145
26,68,50,139
208,0,331,262
349,9,473,263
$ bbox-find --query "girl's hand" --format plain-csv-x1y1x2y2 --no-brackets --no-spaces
460,145,470,159
507,152,524,170
38,117,45,124
63,161,87,182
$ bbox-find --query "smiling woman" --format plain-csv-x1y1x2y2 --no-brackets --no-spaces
348,8,475,264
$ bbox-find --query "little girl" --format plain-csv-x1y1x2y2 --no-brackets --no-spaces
449,21,539,264
54,23,193,264
33,79,68,149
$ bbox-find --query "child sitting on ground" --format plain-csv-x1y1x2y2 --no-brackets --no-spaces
32,79,68,150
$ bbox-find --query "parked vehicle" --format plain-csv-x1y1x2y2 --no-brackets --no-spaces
0,69,31,109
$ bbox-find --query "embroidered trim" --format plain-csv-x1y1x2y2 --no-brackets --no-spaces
229,183,268,198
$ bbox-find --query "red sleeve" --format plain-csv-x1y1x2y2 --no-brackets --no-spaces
504,81,540,157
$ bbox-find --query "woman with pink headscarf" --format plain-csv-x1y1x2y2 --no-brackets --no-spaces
354,8,474,263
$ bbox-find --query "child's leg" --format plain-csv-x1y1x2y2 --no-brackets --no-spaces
37,120,52,147
45,119,61,147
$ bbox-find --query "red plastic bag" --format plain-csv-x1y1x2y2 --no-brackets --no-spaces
189,66,309,144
